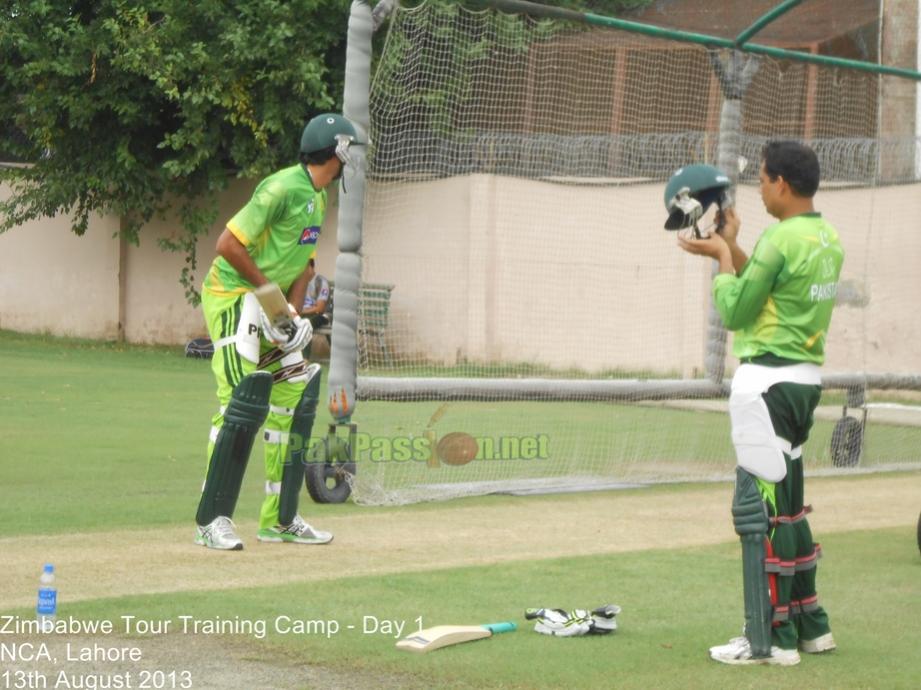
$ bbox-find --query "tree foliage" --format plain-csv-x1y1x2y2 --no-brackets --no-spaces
1,0,648,304
0,0,350,304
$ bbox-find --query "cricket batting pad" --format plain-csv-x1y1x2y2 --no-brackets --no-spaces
731,467,772,658
278,371,321,525
196,372,273,525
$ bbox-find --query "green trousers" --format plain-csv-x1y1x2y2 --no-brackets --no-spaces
203,293,307,530
756,382,833,650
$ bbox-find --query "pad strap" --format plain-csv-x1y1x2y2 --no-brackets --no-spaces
789,594,821,615
794,544,822,572
764,557,796,576
770,505,813,526
264,429,290,445
213,335,236,350
274,360,315,383
776,437,803,459
258,347,287,369
772,605,790,623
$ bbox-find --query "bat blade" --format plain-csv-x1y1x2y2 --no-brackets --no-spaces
253,282,293,330
395,622,516,654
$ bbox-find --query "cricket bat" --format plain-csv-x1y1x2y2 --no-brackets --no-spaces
253,282,294,333
395,621,516,654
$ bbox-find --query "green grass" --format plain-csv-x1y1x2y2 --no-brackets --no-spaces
2,331,920,688
7,527,919,689
2,329,920,534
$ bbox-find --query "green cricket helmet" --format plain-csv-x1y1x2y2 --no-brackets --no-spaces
300,113,357,165
663,164,731,230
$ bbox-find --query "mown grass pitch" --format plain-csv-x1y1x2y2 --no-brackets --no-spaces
1,331,919,689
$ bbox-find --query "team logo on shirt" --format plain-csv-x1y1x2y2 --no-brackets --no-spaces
299,226,321,245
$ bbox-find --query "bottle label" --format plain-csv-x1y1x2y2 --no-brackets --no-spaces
37,587,57,615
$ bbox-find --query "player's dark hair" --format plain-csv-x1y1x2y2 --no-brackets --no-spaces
299,145,337,166
761,141,820,198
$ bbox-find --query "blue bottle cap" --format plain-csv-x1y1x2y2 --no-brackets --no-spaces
43,564,54,573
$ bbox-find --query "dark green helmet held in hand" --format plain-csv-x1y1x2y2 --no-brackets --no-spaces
664,164,731,231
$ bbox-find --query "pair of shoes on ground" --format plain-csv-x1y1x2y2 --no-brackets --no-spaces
709,632,836,666
194,515,333,550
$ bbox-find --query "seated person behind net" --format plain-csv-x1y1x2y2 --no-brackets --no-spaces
301,258,331,357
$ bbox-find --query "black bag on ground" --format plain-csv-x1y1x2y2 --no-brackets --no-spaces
185,337,214,359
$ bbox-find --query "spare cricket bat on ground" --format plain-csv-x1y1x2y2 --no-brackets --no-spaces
253,282,294,332
395,621,516,654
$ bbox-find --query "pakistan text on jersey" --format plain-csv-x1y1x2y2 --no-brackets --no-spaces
809,282,837,302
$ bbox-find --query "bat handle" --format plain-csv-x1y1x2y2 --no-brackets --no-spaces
483,622,517,635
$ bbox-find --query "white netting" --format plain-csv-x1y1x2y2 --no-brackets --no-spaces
346,0,921,505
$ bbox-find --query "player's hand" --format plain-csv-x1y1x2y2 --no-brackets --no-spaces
280,314,313,354
677,228,731,262
259,306,313,353
716,207,741,244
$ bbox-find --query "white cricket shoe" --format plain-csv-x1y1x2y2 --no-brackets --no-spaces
195,516,243,551
257,514,333,545
709,636,801,666
799,632,836,654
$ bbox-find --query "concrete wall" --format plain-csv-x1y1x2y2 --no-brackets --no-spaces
3,174,920,377
0,182,121,338
879,0,920,181
361,175,921,377
0,178,341,344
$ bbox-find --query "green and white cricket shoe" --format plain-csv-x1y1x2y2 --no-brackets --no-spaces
709,636,800,666
195,516,243,551
257,514,333,545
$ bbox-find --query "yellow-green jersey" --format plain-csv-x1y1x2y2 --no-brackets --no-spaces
712,212,844,365
203,164,326,301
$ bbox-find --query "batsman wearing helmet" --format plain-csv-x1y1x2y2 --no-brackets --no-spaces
673,141,843,665
194,113,357,550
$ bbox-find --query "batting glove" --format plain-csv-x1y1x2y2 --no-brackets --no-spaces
588,604,621,634
525,608,592,637
259,307,313,354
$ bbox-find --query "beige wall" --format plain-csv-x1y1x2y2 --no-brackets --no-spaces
0,182,121,338
0,179,341,344
3,174,921,379
362,175,921,376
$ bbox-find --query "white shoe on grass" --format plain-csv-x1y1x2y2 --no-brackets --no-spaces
195,516,243,551
709,636,801,666
799,632,836,654
257,514,333,545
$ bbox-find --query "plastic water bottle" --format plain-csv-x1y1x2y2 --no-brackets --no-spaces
36,564,57,630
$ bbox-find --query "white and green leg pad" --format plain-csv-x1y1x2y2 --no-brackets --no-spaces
196,372,273,525
731,467,772,659
278,372,321,525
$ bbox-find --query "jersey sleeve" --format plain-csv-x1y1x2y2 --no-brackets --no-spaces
712,237,785,330
317,277,330,302
226,180,287,247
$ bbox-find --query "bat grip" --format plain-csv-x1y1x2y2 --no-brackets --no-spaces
483,622,517,635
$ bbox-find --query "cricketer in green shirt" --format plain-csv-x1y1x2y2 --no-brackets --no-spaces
712,212,844,364
203,164,326,307
193,111,356,551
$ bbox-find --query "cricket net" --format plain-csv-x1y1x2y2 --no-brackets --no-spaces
346,0,921,505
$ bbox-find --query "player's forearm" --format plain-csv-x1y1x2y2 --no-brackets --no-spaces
715,246,735,276
287,270,310,312
216,229,268,288
727,241,748,273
